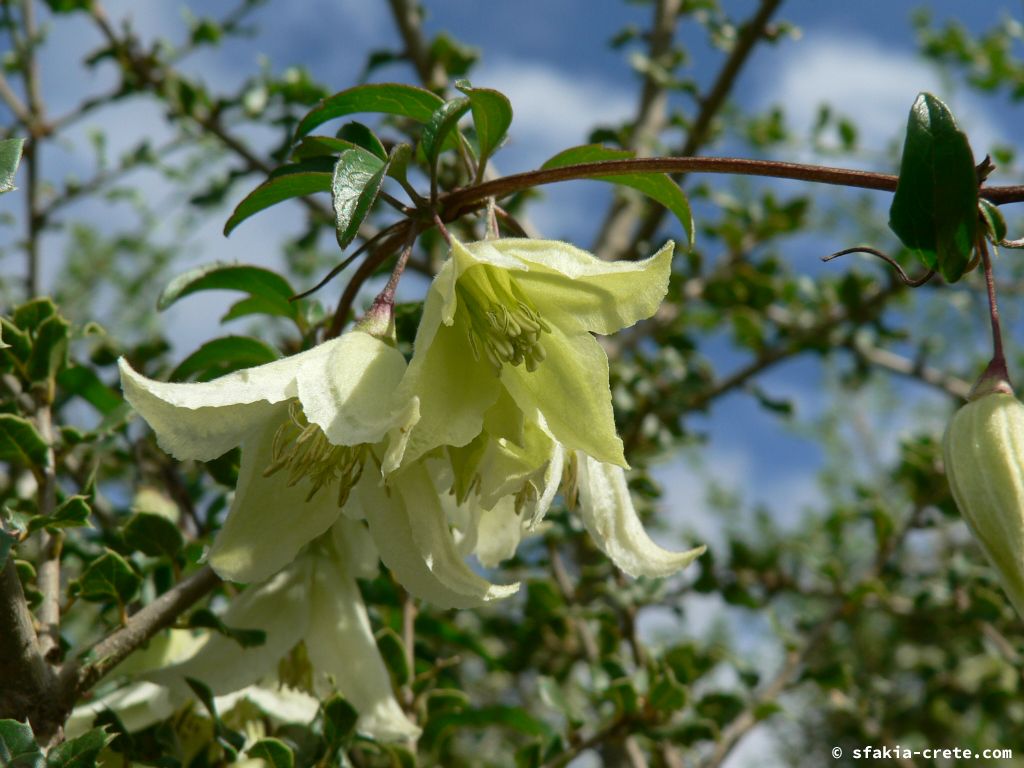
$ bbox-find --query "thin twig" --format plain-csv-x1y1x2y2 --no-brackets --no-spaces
0,70,31,125
386,0,445,91
60,565,222,698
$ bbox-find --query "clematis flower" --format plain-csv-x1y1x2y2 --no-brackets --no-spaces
389,237,675,473
68,519,418,743
118,329,418,584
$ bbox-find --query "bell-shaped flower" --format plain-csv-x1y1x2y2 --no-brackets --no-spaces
71,519,419,743
118,330,418,584
389,237,674,473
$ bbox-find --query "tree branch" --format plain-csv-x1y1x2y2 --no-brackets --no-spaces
0,559,53,723
34,404,61,661
386,0,445,91
60,565,222,699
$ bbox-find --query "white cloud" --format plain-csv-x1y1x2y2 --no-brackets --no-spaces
758,32,1005,159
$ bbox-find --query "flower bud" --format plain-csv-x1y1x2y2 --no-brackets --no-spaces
943,389,1024,618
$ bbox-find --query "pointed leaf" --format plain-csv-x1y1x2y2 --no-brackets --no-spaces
45,727,113,768
422,97,471,166
247,739,294,768
979,198,1007,243
337,121,388,161
122,512,184,558
170,336,281,382
158,264,297,322
542,144,694,245
28,496,91,534
0,414,48,467
295,83,445,139
0,138,25,194
74,550,141,604
0,719,43,768
456,81,512,163
224,163,332,235
331,149,389,249
291,135,364,161
889,92,978,283
57,366,122,415
27,315,70,384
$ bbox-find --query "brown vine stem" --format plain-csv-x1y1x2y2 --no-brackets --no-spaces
441,157,1024,220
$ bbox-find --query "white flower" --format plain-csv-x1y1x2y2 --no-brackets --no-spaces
118,330,418,584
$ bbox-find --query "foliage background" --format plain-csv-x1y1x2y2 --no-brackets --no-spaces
2,0,1024,765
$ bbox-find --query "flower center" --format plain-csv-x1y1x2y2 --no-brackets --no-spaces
263,401,366,507
456,264,551,374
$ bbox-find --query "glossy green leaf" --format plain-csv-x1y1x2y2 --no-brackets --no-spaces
170,335,281,382
27,315,70,384
122,512,184,558
889,92,978,282
422,97,471,166
322,695,358,752
45,727,113,768
331,149,389,249
456,81,512,163
57,366,122,415
542,144,694,245
978,198,1007,243
291,135,363,161
0,414,48,467
296,83,445,139
158,264,298,322
337,121,388,161
0,138,25,194
0,719,43,768
188,607,267,648
74,550,141,605
247,739,294,768
224,163,332,235
13,298,57,332
28,496,91,534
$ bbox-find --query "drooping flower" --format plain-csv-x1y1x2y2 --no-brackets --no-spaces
68,519,419,742
388,237,675,473
118,330,418,584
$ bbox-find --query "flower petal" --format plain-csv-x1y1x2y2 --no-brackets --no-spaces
465,239,674,335
360,465,518,608
330,515,380,581
474,496,525,568
66,682,176,739
394,290,502,468
501,327,625,467
305,545,420,742
575,454,705,578
118,341,341,462
298,331,416,446
150,559,311,697
208,413,343,583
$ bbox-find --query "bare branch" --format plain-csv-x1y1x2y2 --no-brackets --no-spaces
61,565,222,698
0,70,31,126
852,341,971,400
34,405,61,661
0,559,53,723
386,0,445,91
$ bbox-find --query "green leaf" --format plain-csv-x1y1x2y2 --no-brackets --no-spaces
57,366,122,415
74,550,141,605
0,719,44,768
0,414,49,467
247,739,294,768
27,315,70,384
421,97,471,166
889,92,978,283
387,143,414,186
13,298,57,333
0,138,25,194
421,706,555,752
185,677,246,757
337,122,388,161
45,726,113,768
158,264,298,322
375,626,410,687
224,164,332,236
295,83,445,139
322,695,358,752
122,512,184,559
188,607,267,648
291,135,364,161
170,336,281,382
331,149,389,249
979,198,1007,243
1,319,30,361
542,144,694,245
28,496,91,534
455,81,512,163
649,665,688,713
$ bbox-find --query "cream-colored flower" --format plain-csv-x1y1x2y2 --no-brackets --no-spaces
118,330,418,584
389,237,675,473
